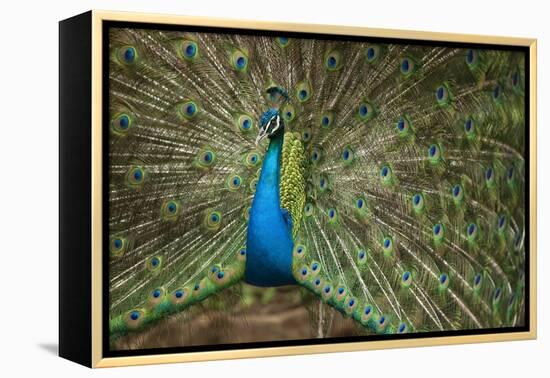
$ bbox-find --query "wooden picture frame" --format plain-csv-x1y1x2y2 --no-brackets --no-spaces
59,10,537,368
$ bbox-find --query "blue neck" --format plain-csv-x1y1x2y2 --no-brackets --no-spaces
245,131,295,286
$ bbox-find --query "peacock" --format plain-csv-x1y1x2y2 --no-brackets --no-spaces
107,26,526,345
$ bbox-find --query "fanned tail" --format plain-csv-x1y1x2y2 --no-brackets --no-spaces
107,26,526,341
288,42,525,334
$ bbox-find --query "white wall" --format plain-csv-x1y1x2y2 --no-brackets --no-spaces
0,0,546,376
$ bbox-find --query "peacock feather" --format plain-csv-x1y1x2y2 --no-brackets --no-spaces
108,26,526,343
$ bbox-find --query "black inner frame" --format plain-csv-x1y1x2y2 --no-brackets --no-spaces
102,20,531,359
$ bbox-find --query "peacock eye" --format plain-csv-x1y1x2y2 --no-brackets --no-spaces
245,152,261,167
435,83,451,106
193,146,216,168
123,47,136,62
466,222,479,242
497,215,507,233
116,45,137,65
473,274,482,290
336,285,346,297
293,244,307,258
111,112,134,134
485,166,496,187
327,208,337,223
311,147,322,163
179,100,199,120
382,236,394,256
282,104,295,122
465,49,479,67
170,287,190,304
464,118,476,138
231,49,248,72
398,323,408,333
304,203,314,217
377,315,388,331
318,175,329,192
433,223,445,243
118,115,130,129
196,148,216,168
492,84,502,101
493,287,502,305
236,114,254,132
400,56,417,77
357,101,376,121
276,37,290,48
126,309,144,327
439,273,450,290
180,40,198,60
357,249,367,264
427,143,442,164
226,174,242,191
411,193,425,213
401,271,412,287
341,145,355,164
302,128,312,142
355,196,368,211
295,81,312,102
161,199,181,220
325,50,342,71
126,166,145,188
146,256,162,272
508,293,516,308
110,236,128,257
506,166,516,186
396,116,412,137
346,297,357,312
205,210,222,230
452,184,464,204
380,165,393,185
113,238,122,249
320,112,334,128
366,45,381,63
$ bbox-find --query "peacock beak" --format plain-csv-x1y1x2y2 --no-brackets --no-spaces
255,128,268,146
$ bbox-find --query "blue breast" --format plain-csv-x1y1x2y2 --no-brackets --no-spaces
245,130,296,287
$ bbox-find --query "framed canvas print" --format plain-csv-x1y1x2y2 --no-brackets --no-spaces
59,10,537,368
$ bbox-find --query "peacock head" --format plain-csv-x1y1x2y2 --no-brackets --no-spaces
256,86,288,145
256,108,285,145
